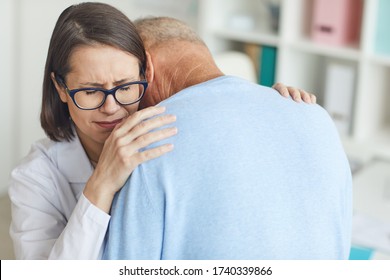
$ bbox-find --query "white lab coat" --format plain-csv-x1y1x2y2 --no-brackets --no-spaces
8,134,110,259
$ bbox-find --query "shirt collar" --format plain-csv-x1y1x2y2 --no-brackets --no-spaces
56,131,94,184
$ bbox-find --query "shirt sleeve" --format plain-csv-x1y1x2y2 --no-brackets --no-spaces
48,194,110,259
9,163,110,260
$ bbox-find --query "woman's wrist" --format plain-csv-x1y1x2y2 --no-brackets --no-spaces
83,176,116,214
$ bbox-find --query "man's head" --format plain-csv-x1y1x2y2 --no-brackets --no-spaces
135,17,223,108
134,16,205,50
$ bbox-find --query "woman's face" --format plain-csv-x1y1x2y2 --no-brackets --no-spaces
57,44,141,153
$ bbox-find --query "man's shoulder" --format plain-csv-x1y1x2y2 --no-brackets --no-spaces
159,75,272,106
158,75,337,138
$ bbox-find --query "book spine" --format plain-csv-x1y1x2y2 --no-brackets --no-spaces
259,46,277,87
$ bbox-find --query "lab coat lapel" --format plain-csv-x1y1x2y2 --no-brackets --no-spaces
56,133,93,184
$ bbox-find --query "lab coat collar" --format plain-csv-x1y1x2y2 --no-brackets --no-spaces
56,131,94,184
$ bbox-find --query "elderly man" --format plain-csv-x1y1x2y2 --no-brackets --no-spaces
103,17,352,260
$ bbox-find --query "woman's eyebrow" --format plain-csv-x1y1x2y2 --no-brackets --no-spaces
79,77,137,87
79,82,104,87
113,78,133,85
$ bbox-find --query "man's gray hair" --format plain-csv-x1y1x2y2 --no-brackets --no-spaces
134,16,206,49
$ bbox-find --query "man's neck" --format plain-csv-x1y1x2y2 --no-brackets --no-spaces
178,61,224,90
156,42,224,98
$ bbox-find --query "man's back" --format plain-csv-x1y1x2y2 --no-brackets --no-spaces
104,76,352,259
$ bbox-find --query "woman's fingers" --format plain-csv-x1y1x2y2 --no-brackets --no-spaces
272,82,317,104
110,109,177,166
117,113,177,147
289,87,302,102
273,82,302,101
134,114,177,138
116,106,167,135
272,82,290,97
310,93,317,104
116,126,177,164
299,90,317,104
133,126,178,151
300,90,311,103
133,143,175,165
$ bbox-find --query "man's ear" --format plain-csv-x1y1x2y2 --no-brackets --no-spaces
145,51,154,83
51,72,68,103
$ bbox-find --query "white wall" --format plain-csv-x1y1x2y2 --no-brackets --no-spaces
0,0,17,196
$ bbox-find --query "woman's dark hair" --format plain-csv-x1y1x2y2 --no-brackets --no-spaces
41,2,146,141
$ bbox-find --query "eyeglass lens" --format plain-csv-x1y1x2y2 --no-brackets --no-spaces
74,83,145,109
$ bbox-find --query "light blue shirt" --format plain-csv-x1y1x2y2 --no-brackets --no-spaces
103,76,352,260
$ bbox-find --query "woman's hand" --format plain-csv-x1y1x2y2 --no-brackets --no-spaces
272,82,317,104
84,106,177,213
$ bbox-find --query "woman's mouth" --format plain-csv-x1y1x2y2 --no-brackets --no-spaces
95,118,124,129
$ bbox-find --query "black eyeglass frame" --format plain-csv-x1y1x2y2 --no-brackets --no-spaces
56,71,148,110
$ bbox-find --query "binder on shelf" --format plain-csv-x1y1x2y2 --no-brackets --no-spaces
375,0,390,55
323,62,356,136
311,0,363,46
259,46,277,87
244,43,261,80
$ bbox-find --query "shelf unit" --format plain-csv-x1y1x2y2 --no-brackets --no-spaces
195,0,390,162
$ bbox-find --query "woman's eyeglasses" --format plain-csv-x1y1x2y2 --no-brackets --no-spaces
56,72,148,110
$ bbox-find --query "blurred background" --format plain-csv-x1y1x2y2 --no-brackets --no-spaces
1,0,389,259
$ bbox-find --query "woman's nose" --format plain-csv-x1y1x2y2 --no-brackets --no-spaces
99,94,121,114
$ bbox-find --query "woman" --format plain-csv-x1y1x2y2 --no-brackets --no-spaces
8,2,315,259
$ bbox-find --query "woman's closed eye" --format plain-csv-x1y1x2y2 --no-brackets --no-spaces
118,85,133,92
84,90,99,95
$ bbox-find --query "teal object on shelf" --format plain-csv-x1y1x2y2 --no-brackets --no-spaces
375,0,390,55
259,46,277,87
349,245,374,260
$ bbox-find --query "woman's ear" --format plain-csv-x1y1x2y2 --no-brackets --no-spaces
145,51,154,83
51,72,68,103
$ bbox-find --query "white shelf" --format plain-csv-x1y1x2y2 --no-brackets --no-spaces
214,28,279,47
370,129,390,159
289,39,361,61
370,54,390,67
